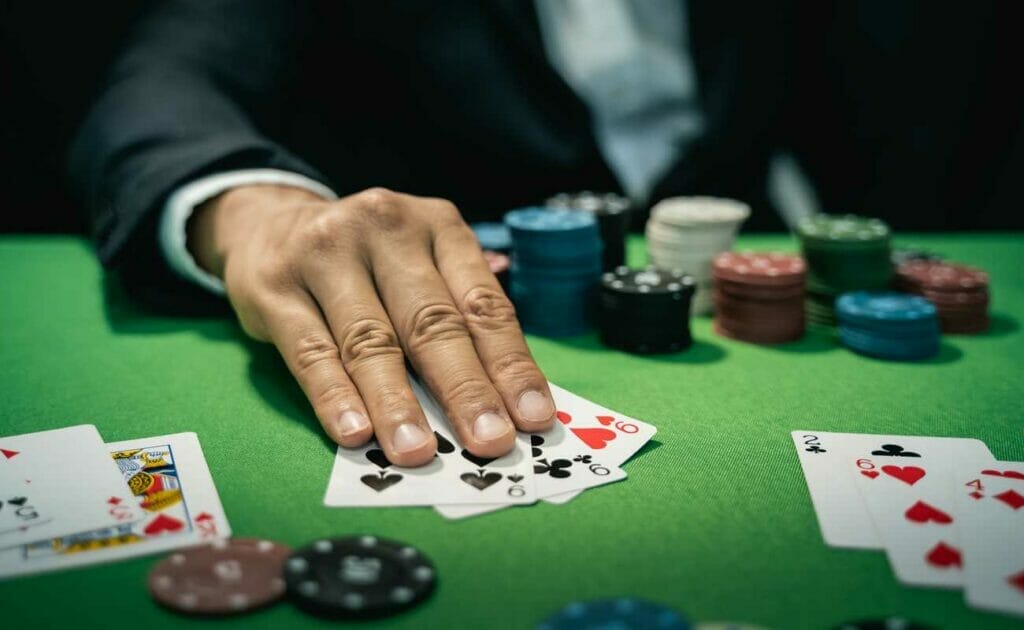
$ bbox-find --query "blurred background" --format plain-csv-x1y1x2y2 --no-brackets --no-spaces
2,0,1022,235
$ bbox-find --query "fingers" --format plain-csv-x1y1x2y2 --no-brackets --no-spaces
254,291,374,449
302,258,438,467
431,213,556,432
366,244,517,458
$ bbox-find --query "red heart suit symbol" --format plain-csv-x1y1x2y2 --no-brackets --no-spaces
882,465,926,486
905,500,953,524
556,411,572,425
861,470,880,479
596,415,615,426
570,428,616,450
982,469,1024,480
925,542,962,568
144,513,185,536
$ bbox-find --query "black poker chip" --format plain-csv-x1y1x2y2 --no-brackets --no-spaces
283,535,436,618
598,266,695,354
832,618,937,630
546,191,633,270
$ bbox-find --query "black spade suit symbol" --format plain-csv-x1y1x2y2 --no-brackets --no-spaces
461,470,503,490
434,431,455,454
461,449,498,468
7,497,27,506
361,471,403,492
366,448,393,469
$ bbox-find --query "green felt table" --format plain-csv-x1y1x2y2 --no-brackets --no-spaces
1,233,1022,629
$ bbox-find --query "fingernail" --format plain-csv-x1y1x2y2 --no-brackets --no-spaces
473,412,511,442
338,410,370,436
517,390,555,423
392,424,430,453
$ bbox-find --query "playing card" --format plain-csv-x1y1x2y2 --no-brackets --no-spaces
434,384,653,518
323,380,536,507
846,435,993,588
0,432,230,578
0,425,141,549
791,430,992,550
954,461,1024,616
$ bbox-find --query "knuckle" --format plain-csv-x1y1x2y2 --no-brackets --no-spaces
300,210,352,257
406,302,469,350
351,187,405,232
489,349,540,383
462,286,518,331
292,333,342,375
443,375,497,409
339,318,403,367
311,379,353,409
430,199,464,227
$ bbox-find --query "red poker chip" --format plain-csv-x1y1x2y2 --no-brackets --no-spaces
896,260,988,291
712,252,806,287
713,319,805,344
714,278,805,301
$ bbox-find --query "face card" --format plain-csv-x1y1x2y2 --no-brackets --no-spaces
323,380,536,507
0,432,230,578
0,425,141,549
846,435,993,588
791,431,993,550
954,461,1024,615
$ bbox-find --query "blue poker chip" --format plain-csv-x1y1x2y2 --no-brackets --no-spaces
471,222,513,253
505,207,597,234
835,292,938,331
838,325,940,361
537,598,690,630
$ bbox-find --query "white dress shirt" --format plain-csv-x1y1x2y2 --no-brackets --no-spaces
160,0,701,293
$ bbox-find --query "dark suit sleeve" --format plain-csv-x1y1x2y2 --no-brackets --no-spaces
68,0,327,311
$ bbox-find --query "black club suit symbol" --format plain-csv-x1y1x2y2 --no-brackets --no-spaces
574,455,592,464
535,458,572,478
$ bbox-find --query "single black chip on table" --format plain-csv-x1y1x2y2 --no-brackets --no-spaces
598,266,695,354
283,535,436,618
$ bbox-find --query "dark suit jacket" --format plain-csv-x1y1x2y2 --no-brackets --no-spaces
69,0,793,310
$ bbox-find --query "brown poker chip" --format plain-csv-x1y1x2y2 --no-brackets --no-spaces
712,252,806,286
895,260,989,291
148,538,291,616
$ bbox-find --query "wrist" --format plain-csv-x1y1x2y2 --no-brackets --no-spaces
186,184,326,278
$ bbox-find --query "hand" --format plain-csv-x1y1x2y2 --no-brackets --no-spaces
188,185,556,466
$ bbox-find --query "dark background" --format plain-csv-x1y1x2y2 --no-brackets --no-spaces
2,1,1022,235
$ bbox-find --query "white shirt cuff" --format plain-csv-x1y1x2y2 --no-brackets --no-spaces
158,169,337,294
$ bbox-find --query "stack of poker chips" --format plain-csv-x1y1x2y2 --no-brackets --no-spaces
711,252,806,344
545,191,632,271
795,214,893,326
645,196,750,315
598,266,695,354
835,292,941,361
895,260,991,334
504,208,603,337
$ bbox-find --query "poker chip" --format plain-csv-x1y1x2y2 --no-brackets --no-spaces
598,266,695,354
546,191,633,270
831,618,936,630
796,214,893,326
894,260,991,334
891,248,942,266
711,252,806,344
537,597,691,629
471,222,513,254
147,538,291,616
283,535,436,619
483,249,510,293
505,207,603,337
646,196,750,315
835,292,941,361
